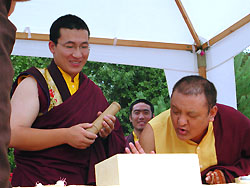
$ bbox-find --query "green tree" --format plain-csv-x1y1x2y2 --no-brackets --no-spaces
234,52,250,118
8,148,15,172
82,62,169,135
11,56,51,81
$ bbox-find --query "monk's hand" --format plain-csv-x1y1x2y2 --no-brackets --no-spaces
205,169,226,184
125,141,155,154
97,112,115,138
66,123,97,149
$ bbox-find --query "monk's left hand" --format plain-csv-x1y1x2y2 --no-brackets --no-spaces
97,112,115,138
125,141,155,154
205,169,226,184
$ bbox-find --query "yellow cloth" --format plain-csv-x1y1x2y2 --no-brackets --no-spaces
18,69,63,113
149,109,218,172
18,67,79,96
133,131,139,142
17,75,29,84
17,67,80,112
37,68,63,111
58,66,79,95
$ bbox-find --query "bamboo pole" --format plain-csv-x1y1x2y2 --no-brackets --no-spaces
202,14,250,50
175,0,201,47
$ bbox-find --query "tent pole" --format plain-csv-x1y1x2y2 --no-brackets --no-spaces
175,0,201,47
175,0,207,78
202,14,250,50
197,53,207,78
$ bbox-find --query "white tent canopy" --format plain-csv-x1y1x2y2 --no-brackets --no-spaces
10,0,250,109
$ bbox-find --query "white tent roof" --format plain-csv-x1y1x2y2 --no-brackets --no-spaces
10,0,250,43
9,0,250,108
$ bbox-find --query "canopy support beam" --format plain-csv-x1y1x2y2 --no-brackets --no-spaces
175,0,201,47
197,54,207,78
175,0,207,78
16,32,194,51
202,14,250,50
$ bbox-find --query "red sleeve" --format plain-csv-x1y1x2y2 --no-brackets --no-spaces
201,103,250,183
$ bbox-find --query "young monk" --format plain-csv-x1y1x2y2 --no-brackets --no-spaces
9,14,125,186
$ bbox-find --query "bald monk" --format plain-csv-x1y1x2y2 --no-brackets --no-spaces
126,75,250,185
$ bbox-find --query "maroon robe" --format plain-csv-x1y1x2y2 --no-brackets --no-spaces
11,61,125,186
201,103,250,183
0,0,16,187
125,132,134,149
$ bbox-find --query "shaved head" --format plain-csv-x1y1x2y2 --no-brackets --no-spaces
171,75,217,111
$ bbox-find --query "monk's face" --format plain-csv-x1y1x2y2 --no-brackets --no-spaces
129,102,153,132
170,91,217,144
49,28,89,80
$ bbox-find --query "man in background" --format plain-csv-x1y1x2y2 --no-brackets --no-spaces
125,99,154,148
0,0,29,187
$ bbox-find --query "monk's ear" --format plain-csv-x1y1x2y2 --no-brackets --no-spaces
49,41,56,54
209,105,218,122
129,115,132,123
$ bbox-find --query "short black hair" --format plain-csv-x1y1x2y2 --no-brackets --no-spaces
129,99,154,115
49,14,90,44
171,75,217,110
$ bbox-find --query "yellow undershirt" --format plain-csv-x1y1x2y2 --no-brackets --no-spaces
150,109,218,172
133,131,139,142
58,66,79,95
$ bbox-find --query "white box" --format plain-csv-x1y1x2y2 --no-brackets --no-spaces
95,153,202,187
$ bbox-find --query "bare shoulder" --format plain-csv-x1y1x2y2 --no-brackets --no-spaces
12,76,38,97
139,123,155,153
17,76,37,88
11,76,39,128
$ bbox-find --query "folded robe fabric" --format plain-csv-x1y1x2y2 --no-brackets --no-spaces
201,103,250,183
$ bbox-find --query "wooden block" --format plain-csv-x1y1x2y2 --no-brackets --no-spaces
95,154,202,186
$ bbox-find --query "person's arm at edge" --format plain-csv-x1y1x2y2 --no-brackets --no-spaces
139,123,155,153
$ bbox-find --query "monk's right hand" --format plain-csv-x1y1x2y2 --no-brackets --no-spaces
66,123,97,149
125,141,155,154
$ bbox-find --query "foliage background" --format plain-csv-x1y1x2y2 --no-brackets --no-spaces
8,51,250,171
234,52,250,119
